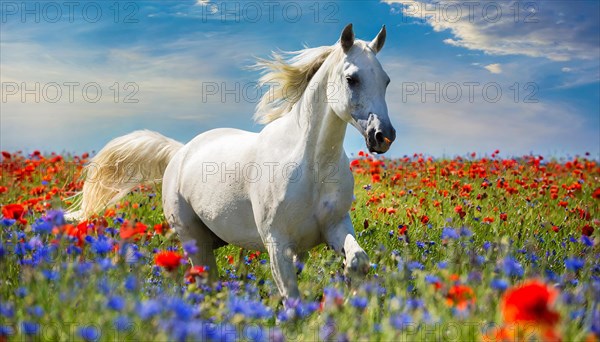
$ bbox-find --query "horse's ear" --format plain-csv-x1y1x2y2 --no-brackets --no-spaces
369,25,386,54
340,23,354,53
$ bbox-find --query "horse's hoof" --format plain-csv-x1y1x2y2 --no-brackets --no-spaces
349,251,370,276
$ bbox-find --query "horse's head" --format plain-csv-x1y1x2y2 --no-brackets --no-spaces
327,24,396,154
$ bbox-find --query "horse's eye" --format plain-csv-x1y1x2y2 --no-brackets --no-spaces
346,76,358,86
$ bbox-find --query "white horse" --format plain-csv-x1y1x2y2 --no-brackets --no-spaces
67,24,395,299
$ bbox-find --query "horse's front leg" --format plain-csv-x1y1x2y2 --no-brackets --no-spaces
264,236,300,299
324,214,370,279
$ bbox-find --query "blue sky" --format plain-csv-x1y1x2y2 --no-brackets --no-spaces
1,0,598,158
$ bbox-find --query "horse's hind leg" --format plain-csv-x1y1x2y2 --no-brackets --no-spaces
163,193,224,283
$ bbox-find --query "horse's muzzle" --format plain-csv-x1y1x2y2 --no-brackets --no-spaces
365,114,396,154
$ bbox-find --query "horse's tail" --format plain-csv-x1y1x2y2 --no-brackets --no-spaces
65,130,184,221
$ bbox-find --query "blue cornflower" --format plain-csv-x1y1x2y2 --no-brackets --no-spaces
483,241,491,251
441,227,459,240
42,269,60,281
406,298,424,310
26,236,43,251
78,326,100,341
107,296,125,311
182,240,198,256
27,306,44,317
22,321,39,335
75,262,93,276
0,303,14,317
425,275,440,284
0,325,13,337
475,255,486,266
437,261,448,269
125,275,137,292
170,297,196,321
389,313,412,330
545,268,560,282
502,256,524,278
1,218,16,227
15,287,27,298
581,235,593,247
32,219,53,234
460,227,473,237
91,236,113,255
350,296,368,310
565,257,585,272
66,245,82,255
137,300,162,320
407,261,424,271
113,316,131,332
98,258,114,271
45,210,65,227
229,297,272,319
490,278,508,291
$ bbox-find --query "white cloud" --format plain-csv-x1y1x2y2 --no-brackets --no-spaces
0,29,270,153
561,67,572,73
484,63,502,74
384,0,600,61
372,55,599,157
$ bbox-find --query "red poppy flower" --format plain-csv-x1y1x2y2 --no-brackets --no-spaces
454,205,466,219
154,251,183,271
446,284,475,310
581,224,594,237
593,187,600,200
185,265,208,283
483,217,494,224
499,213,508,221
64,221,93,246
2,203,27,225
120,221,147,240
486,280,562,342
398,225,407,235
501,280,559,325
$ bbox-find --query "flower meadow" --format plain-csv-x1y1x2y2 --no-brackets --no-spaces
1,150,599,341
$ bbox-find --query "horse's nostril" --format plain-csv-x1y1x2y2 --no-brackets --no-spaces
375,131,384,144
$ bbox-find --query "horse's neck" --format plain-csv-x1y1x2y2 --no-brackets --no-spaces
289,73,347,166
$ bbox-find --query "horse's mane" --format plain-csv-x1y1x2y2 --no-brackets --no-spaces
252,45,339,124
